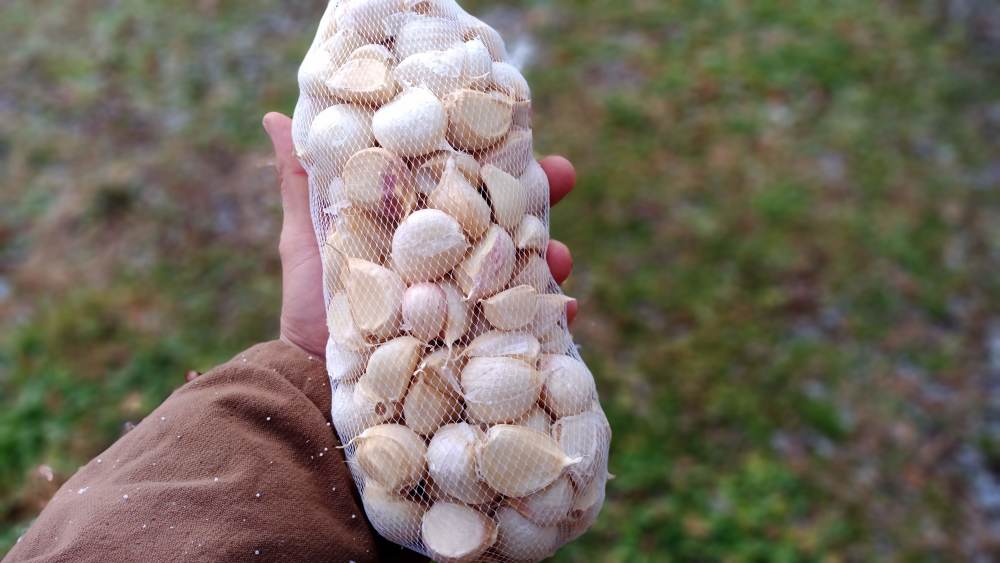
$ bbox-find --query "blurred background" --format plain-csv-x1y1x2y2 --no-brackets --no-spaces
1,0,998,560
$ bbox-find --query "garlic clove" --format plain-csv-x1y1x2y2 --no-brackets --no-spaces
426,423,495,504
348,43,396,64
445,89,513,151
477,424,579,497
480,128,534,178
512,475,574,527
511,252,552,293
321,239,349,294
402,282,448,342
528,294,573,336
342,148,412,210
361,482,425,546
462,38,492,88
358,335,422,408
512,99,532,128
327,216,385,264
514,214,548,252
392,47,468,99
516,405,553,436
306,104,375,171
440,280,472,346
481,164,528,231
463,23,508,62
421,501,496,563
334,0,406,42
551,409,612,488
355,423,427,491
519,159,550,216
482,285,539,330
419,347,464,396
373,88,447,158
344,258,406,339
540,355,597,419
427,160,492,239
321,27,369,66
413,150,481,195
395,16,464,60
327,55,398,105
403,371,458,436
292,95,327,160
391,209,469,283
562,470,608,543
326,338,368,383
331,383,392,443
454,224,516,301
538,324,574,354
491,62,531,101
495,506,560,561
461,357,541,423
464,330,541,364
327,292,367,350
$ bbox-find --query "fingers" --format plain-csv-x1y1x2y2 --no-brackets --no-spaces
263,113,314,246
540,155,576,207
546,240,573,284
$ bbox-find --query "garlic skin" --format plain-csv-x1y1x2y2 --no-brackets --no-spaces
538,325,574,354
326,220,383,263
419,347,464,396
464,331,541,364
327,293,366,351
344,258,405,339
541,355,597,418
321,238,348,294
461,357,541,423
414,150,481,195
519,159,550,216
477,425,580,498
373,88,447,158
334,0,406,42
306,104,374,170
331,383,392,443
563,471,608,543
481,164,528,231
482,285,539,331
513,475,574,527
514,214,548,252
445,89,513,151
403,371,457,436
427,423,495,504
393,46,468,99
349,43,396,64
358,336,422,410
481,127,534,178
464,23,508,62
551,409,612,488
402,282,447,341
421,501,497,563
395,16,464,61
495,506,559,562
327,55,399,104
427,161,492,239
462,38,493,87
342,148,412,210
355,424,428,491
511,252,552,293
440,280,472,346
517,405,553,436
455,224,516,301
361,482,425,546
528,294,574,336
391,209,469,283
326,338,368,383
491,62,531,101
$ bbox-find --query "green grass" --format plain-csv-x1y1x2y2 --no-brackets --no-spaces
1,0,998,560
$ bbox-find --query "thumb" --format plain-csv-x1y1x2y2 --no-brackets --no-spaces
263,112,314,246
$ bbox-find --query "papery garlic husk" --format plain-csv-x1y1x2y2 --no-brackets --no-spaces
327,55,399,105
519,159,550,216
464,23,508,62
514,214,548,252
306,104,374,170
373,88,447,158
321,238,349,294
414,150,481,195
463,38,493,88
482,285,539,330
495,506,560,562
540,355,597,419
551,409,611,488
491,62,531,101
517,405,553,436
477,424,580,498
427,423,495,504
464,330,541,364
326,337,368,383
440,280,472,346
513,475,574,527
461,357,541,423
327,292,367,350
334,0,406,42
393,46,468,99
511,252,552,293
344,258,405,339
480,127,534,178
358,335,422,409
361,481,426,546
391,209,469,283
331,383,392,443
427,160,491,239
342,148,412,210
454,224,516,300
355,424,427,491
445,89,513,151
419,347,464,396
538,324,574,354
421,501,497,563
562,470,608,543
395,16,464,60
403,371,458,436
481,164,528,231
402,282,447,341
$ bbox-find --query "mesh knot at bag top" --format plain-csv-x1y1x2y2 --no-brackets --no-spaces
292,1,611,560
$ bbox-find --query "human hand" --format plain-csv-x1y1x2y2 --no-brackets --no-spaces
262,112,578,358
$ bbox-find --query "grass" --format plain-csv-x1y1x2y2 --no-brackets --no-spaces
1,0,998,560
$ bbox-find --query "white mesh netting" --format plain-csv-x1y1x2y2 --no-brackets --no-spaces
291,1,611,560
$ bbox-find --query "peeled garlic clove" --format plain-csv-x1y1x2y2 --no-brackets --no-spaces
482,285,539,330
326,338,368,383
393,47,467,99
480,128,534,177
403,372,458,436
427,423,495,504
464,330,540,363
511,252,552,293
477,425,579,497
512,475,573,527
519,159,550,216
440,280,472,346
391,209,469,283
414,150,481,195
462,38,492,88
355,423,427,491
481,164,528,231
342,148,412,209
464,23,507,62
421,501,496,563
517,405,552,436
401,282,447,341
358,335,422,408
551,409,612,488
514,215,548,252
540,355,597,418
361,482,425,546
373,88,447,158
335,0,406,42
427,160,491,239
461,357,541,423
349,43,395,64
306,104,374,170
419,347,464,396
331,383,392,442
344,258,405,339
454,224,516,301
491,62,531,101
327,293,366,350
327,56,398,104
396,16,464,60
445,89,513,151
539,325,574,354
495,506,559,561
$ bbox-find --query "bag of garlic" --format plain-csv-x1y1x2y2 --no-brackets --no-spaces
291,1,611,560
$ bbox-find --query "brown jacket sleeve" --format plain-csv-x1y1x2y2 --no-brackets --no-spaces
3,341,428,563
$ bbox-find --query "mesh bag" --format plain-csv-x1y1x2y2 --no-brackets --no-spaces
291,1,611,560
